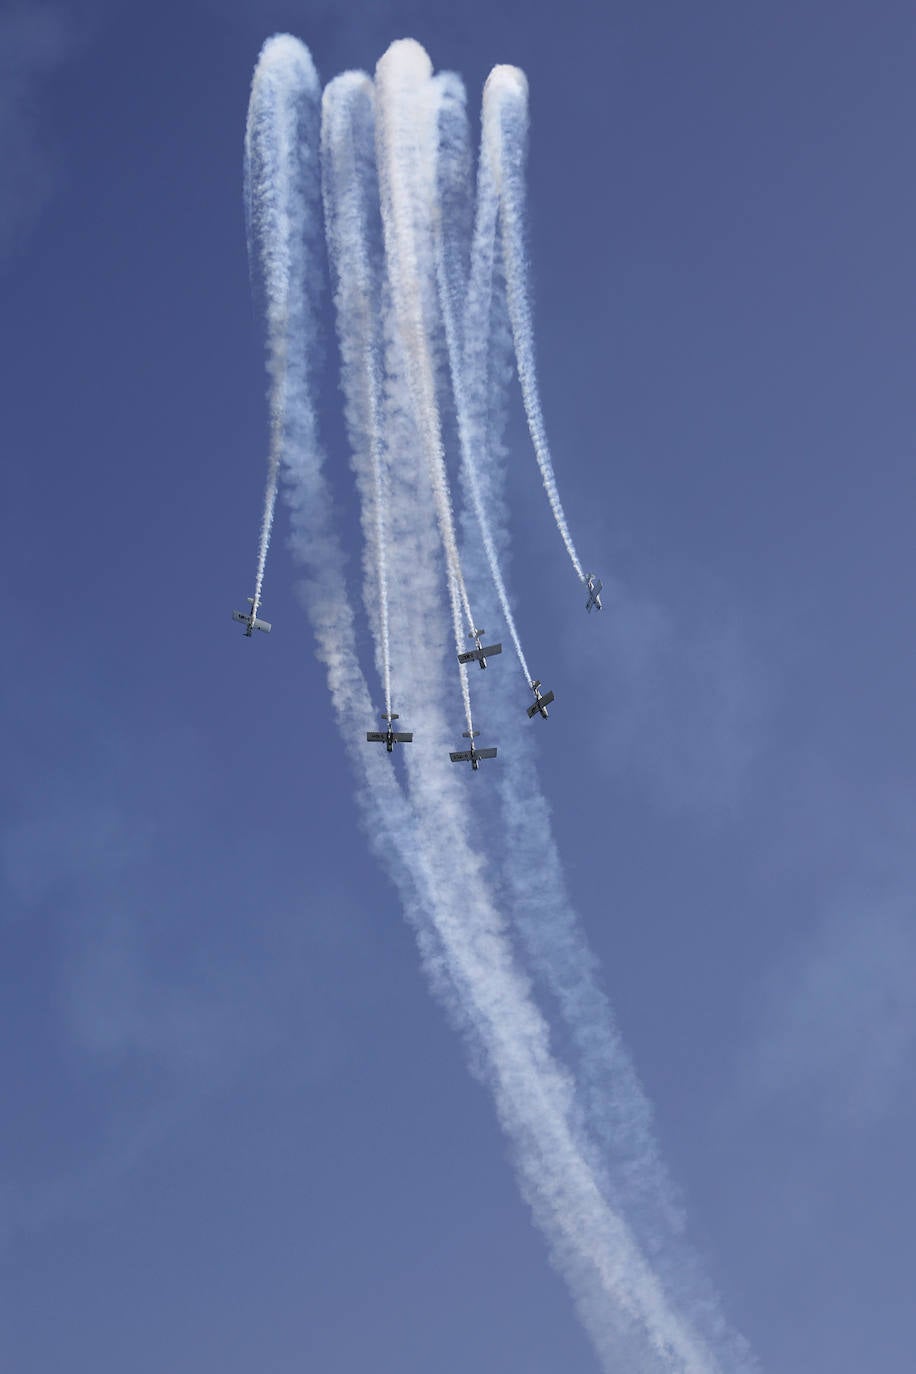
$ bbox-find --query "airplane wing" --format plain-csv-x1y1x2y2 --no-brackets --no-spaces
449,749,472,762
457,649,480,664
253,618,271,633
391,732,413,743
481,643,502,658
477,748,498,760
366,732,387,743
527,690,554,718
232,611,248,623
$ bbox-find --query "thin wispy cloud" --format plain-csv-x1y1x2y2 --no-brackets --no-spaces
582,580,766,816
1,718,364,1255
750,900,916,1128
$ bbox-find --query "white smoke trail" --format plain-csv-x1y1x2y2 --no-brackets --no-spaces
433,71,533,686
244,35,315,614
449,68,755,1374
371,232,719,1374
245,32,748,1374
318,43,728,1373
374,41,476,737
321,72,393,718
483,65,586,585
245,43,468,1027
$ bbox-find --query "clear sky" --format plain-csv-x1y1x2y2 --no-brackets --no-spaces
3,1,916,1370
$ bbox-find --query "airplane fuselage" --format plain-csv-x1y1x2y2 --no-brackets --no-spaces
527,680,555,720
458,631,503,670
450,731,498,769
233,596,271,636
367,713,413,752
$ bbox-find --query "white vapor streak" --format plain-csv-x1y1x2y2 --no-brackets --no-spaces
244,35,310,614
245,44,461,1026
325,43,721,1374
433,72,533,685
491,687,755,1372
483,66,585,584
451,68,754,1373
245,32,747,1374
375,432,718,1372
374,41,475,737
321,73,393,718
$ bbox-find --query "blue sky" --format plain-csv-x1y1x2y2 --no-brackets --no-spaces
3,1,916,1370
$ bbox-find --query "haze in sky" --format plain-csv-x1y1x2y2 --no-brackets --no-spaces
3,3,916,1372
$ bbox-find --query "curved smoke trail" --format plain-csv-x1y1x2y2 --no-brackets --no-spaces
446,66,756,1374
242,32,752,1374
316,67,722,1367
433,72,533,686
464,433,755,1371
321,73,393,718
244,35,318,614
374,41,476,738
483,65,586,585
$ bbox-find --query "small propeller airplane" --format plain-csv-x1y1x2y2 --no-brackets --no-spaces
458,629,503,670
232,596,271,636
585,574,603,613
449,731,498,770
527,679,555,719
366,713,413,752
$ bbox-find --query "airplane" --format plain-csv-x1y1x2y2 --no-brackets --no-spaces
366,712,413,752
233,596,271,636
457,629,503,670
449,730,498,770
585,574,603,613
527,679,555,719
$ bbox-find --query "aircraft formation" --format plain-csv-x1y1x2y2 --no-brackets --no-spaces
232,572,601,770
235,37,606,777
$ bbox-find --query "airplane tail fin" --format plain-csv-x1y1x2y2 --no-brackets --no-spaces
462,730,480,739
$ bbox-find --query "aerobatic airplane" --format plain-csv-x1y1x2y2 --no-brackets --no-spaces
449,731,498,770
366,712,413,752
458,629,503,670
527,680,555,719
585,574,603,613
232,596,271,636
